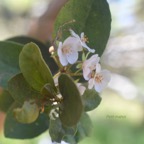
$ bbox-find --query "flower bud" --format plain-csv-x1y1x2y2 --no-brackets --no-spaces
13,100,39,124
49,46,55,54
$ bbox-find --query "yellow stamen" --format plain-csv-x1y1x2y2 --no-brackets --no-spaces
95,75,103,83
62,46,72,54
81,35,89,43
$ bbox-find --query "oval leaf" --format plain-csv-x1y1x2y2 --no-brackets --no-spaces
54,0,111,56
19,42,55,91
4,102,49,139
63,113,92,143
8,73,41,103
0,41,23,88
49,118,65,142
75,112,92,142
6,36,58,74
82,89,101,112
58,74,83,127
49,118,76,142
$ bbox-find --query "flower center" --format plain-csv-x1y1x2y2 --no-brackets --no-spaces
95,74,103,83
89,64,96,71
62,46,72,54
81,35,89,43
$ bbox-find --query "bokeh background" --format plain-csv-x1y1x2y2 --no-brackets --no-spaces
0,0,144,144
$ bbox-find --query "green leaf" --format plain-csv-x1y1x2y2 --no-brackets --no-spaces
0,89,14,112
49,118,76,142
6,36,58,74
58,74,83,127
4,102,49,139
49,118,65,142
63,113,92,143
82,89,101,112
0,41,23,88
19,42,55,91
41,83,56,99
63,135,77,144
54,0,111,56
75,113,92,142
8,73,41,103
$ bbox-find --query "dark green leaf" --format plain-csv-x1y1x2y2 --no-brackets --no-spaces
0,41,23,88
49,118,76,142
63,113,92,143
6,36,58,74
41,83,56,99
63,135,77,144
8,73,41,104
49,118,65,142
58,74,83,127
54,0,111,56
82,89,101,111
0,89,14,112
75,112,92,142
19,42,55,91
4,102,49,139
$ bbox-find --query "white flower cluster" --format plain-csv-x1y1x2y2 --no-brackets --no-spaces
83,54,111,93
56,29,110,93
57,29,95,66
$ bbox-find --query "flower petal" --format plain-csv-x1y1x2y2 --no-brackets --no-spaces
96,63,101,73
94,82,104,93
94,69,111,93
77,83,86,95
69,29,80,40
81,42,95,53
82,54,100,80
63,36,82,51
57,42,68,66
66,50,78,64
80,32,84,38
88,78,94,89
83,67,91,80
101,70,111,82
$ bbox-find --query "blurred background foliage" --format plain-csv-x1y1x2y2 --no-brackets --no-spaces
0,0,144,144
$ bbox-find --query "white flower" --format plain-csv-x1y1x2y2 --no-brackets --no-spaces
77,83,86,95
88,64,111,93
82,54,100,80
69,29,95,53
58,37,82,66
49,108,59,120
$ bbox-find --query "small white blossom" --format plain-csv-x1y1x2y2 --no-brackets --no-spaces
69,29,95,53
77,83,86,95
88,64,111,93
58,37,82,66
49,108,59,120
49,46,55,54
82,54,100,80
